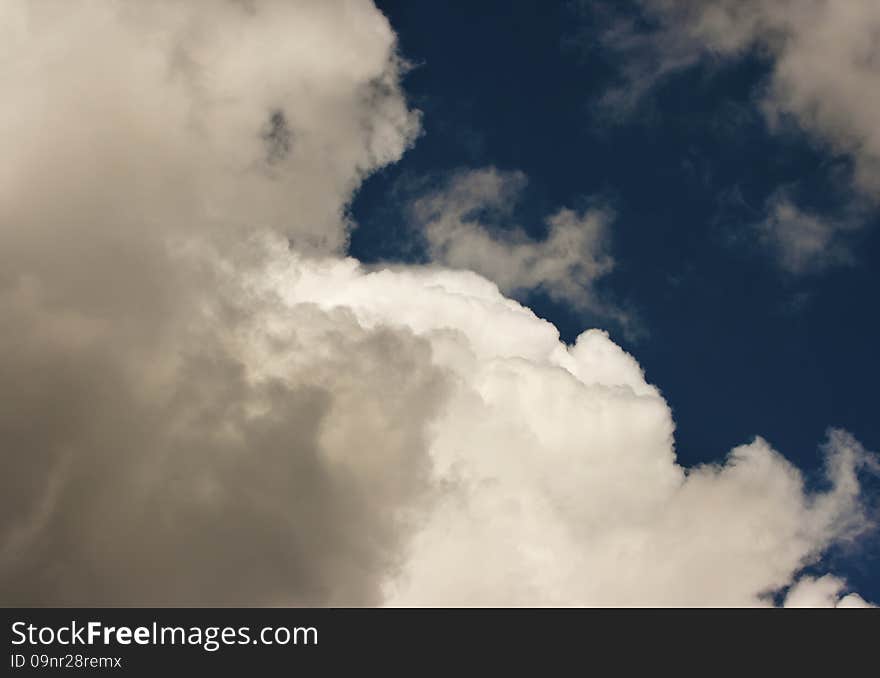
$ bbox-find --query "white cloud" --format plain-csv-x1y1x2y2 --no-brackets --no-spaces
784,575,875,608
0,0,876,607
261,245,877,606
410,168,615,310
605,0,880,271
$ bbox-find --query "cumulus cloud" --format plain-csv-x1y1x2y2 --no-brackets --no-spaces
600,0,880,271
409,168,615,311
0,0,419,256
0,277,448,606
0,0,433,606
0,0,877,607
262,249,877,606
784,575,875,608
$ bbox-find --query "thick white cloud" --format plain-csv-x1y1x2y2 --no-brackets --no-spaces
0,0,876,607
606,0,880,271
261,247,877,606
410,168,615,311
784,575,875,608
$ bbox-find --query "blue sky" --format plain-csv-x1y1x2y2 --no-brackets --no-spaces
351,0,880,599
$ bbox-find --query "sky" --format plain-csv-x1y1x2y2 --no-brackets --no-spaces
1,0,878,607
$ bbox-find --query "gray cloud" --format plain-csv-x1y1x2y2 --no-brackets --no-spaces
0,295,447,606
0,0,444,606
758,192,857,274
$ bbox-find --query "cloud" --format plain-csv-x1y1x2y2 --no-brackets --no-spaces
758,193,855,274
784,575,875,608
650,0,880,195
0,0,419,256
264,249,878,606
0,0,877,607
0,0,433,606
410,168,615,310
0,277,448,605
599,0,880,271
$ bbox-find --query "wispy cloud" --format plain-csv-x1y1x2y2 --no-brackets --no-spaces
595,0,880,273
409,168,615,308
